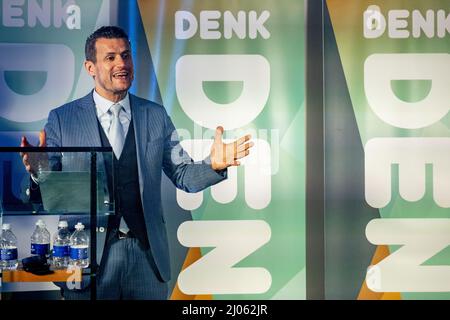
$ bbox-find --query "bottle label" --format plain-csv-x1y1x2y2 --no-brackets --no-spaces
0,248,18,261
53,245,70,258
70,246,88,260
31,243,50,255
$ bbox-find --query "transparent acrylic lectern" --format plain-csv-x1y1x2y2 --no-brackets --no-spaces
0,147,114,300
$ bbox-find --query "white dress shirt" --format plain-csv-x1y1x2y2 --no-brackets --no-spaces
93,90,131,139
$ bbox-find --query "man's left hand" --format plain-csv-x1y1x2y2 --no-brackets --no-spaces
210,126,253,171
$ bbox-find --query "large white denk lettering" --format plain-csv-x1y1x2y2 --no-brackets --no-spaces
174,13,273,293
0,43,74,122
364,5,450,39
366,219,450,292
175,138,271,211
2,0,81,29
365,138,450,208
177,220,271,294
365,54,450,129
175,10,270,40
364,52,450,292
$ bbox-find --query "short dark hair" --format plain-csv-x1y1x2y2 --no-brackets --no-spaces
85,26,130,62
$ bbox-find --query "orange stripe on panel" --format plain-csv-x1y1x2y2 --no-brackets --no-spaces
357,245,401,300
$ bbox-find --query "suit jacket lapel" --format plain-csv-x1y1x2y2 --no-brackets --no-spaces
75,92,108,204
130,94,149,150
76,91,102,147
130,94,148,193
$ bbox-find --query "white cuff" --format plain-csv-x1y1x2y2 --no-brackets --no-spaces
30,174,39,185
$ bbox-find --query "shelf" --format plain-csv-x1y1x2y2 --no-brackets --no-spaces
2,268,86,283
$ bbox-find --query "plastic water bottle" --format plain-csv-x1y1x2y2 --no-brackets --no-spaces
0,224,19,271
69,222,89,268
30,219,50,258
52,220,70,269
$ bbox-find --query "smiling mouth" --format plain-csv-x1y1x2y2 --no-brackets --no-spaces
113,71,129,80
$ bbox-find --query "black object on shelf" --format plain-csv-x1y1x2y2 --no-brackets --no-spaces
22,256,54,276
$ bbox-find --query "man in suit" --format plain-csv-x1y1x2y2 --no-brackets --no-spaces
20,26,253,299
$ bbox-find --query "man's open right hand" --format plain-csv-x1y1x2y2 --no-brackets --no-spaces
20,130,47,177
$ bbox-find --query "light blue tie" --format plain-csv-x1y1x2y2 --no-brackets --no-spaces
108,103,129,233
108,103,125,159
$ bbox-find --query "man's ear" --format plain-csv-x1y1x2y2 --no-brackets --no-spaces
84,60,96,78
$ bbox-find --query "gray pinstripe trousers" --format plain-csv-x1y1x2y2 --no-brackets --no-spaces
62,234,168,300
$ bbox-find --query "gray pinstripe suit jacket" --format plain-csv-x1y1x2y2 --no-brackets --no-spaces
44,91,226,282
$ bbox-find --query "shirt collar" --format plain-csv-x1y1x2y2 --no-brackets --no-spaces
93,90,131,117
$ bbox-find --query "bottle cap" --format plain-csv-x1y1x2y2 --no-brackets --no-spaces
58,220,69,228
36,219,46,227
75,222,85,230
2,223,11,230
